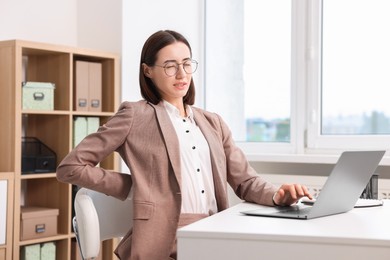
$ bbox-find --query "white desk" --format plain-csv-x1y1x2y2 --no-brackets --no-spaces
177,201,390,260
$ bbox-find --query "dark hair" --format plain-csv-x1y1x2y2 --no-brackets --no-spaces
139,30,196,105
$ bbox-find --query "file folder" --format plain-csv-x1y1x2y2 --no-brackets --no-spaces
74,61,89,111
88,62,102,112
74,61,102,112
73,117,100,147
73,117,88,147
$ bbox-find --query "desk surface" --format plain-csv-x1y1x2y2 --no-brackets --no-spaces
177,200,390,260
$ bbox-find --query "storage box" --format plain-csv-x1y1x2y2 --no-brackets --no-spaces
22,81,55,110
22,137,57,174
20,207,59,241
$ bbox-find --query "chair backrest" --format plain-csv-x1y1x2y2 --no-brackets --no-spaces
73,188,133,259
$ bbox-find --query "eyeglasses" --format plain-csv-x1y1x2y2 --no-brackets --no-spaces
154,59,198,77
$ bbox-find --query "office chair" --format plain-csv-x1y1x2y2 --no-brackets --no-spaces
73,187,133,260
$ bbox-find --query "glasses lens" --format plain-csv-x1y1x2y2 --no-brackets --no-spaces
164,63,178,76
183,60,198,74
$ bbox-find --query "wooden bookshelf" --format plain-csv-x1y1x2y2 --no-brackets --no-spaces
0,40,120,260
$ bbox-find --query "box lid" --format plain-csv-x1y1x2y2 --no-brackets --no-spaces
22,81,55,89
20,206,59,219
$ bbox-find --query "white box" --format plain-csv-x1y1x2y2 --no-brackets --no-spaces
22,82,55,110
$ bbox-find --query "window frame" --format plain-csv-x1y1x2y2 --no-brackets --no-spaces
306,0,390,152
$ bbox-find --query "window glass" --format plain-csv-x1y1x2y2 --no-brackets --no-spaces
244,0,291,142
322,0,390,135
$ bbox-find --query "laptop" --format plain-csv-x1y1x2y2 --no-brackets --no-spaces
241,150,386,220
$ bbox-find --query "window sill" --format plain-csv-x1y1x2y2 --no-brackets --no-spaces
245,153,390,166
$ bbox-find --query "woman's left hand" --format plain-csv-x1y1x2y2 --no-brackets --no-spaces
273,184,313,206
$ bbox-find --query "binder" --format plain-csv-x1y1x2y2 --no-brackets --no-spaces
73,117,100,148
74,61,102,112
74,61,89,111
88,62,102,112
73,117,88,147
87,117,100,134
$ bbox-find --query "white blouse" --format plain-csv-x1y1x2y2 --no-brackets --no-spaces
163,101,218,215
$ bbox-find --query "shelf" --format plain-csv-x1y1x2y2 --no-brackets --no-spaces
19,234,70,246
0,39,120,260
22,110,71,115
72,111,116,117
20,173,57,179
246,153,390,166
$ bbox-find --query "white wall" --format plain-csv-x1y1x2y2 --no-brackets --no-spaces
0,0,78,46
77,0,122,53
0,0,121,53
121,0,204,106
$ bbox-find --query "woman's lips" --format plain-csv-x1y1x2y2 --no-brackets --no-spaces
174,82,187,90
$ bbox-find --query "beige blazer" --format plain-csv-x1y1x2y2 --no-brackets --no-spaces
57,100,277,259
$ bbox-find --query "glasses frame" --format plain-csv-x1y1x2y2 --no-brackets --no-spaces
154,59,198,77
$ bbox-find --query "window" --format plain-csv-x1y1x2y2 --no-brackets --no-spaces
307,0,390,150
243,0,291,143
206,0,390,154
322,0,390,135
205,0,294,153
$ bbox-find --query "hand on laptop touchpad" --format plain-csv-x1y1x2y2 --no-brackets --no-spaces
300,197,316,205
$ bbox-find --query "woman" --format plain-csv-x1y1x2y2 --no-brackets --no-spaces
57,30,312,259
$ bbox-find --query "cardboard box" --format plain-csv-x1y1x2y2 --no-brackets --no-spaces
20,244,40,260
20,207,59,241
22,82,55,110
